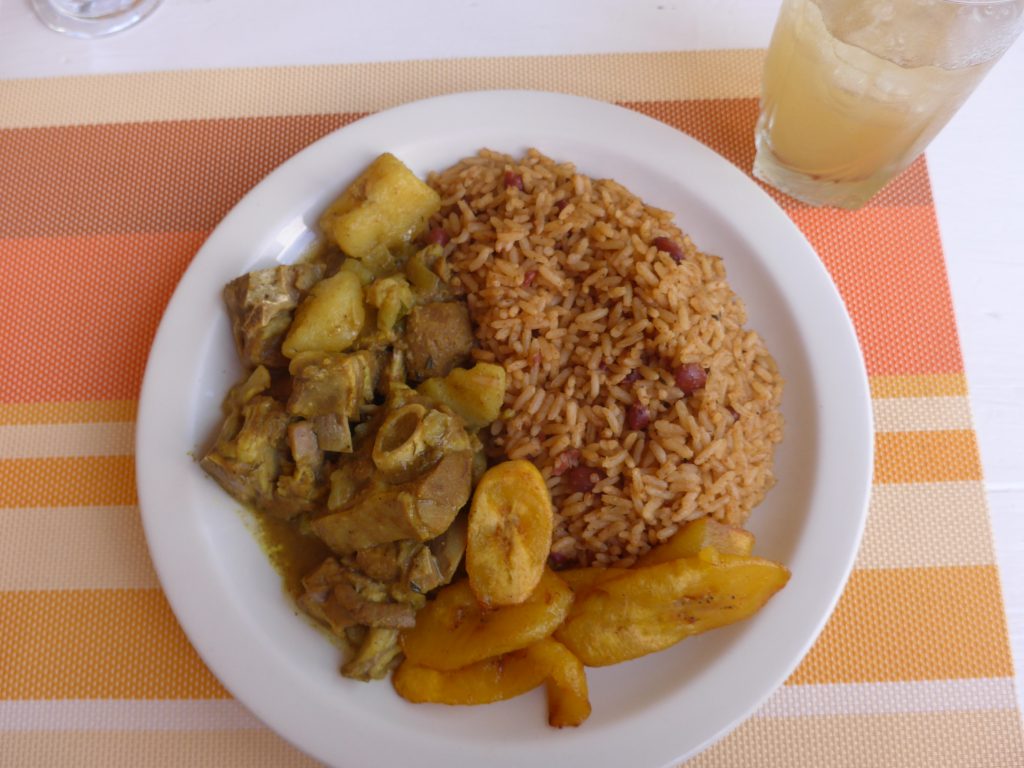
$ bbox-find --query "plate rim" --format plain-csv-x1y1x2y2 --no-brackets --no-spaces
135,89,873,768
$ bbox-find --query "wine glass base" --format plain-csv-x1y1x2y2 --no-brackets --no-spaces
31,0,163,38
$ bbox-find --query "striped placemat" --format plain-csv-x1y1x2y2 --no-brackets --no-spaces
1,50,1021,767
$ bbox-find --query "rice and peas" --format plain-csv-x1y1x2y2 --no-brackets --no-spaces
431,149,784,567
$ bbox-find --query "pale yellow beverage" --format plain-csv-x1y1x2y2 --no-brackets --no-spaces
753,0,1024,208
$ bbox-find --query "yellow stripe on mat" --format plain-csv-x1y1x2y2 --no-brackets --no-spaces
869,373,968,399
0,400,137,426
0,506,158,590
871,397,973,433
0,50,763,130
873,430,982,484
0,456,136,508
1,708,1021,768
0,731,317,768
789,566,1014,685
855,482,995,570
0,422,134,459
0,589,227,700
691,709,1024,768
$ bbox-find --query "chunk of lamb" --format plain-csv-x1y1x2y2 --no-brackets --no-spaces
200,367,290,513
402,302,473,381
299,554,424,629
269,420,327,519
312,449,473,554
223,264,324,368
342,628,402,681
287,350,380,429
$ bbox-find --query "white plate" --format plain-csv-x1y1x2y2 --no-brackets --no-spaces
136,90,872,768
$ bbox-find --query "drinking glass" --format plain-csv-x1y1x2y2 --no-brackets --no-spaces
31,0,163,38
752,0,1024,209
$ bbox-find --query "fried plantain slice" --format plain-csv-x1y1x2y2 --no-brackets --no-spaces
636,518,755,568
554,549,790,666
401,569,573,671
392,649,547,706
467,460,554,607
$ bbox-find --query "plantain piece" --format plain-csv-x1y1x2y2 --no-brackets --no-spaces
400,569,573,671
418,363,507,430
636,518,755,568
556,566,629,597
393,648,546,706
467,460,554,607
554,550,790,667
527,638,591,728
558,519,755,596
392,637,590,726
282,269,366,358
320,153,441,260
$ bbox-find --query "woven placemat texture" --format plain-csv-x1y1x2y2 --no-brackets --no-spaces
1,50,1021,767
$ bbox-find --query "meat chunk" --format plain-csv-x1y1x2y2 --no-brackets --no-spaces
402,302,473,381
271,420,328,518
342,628,402,681
287,350,380,423
426,511,467,588
313,413,353,453
355,540,418,583
223,264,324,368
200,367,290,514
312,449,473,554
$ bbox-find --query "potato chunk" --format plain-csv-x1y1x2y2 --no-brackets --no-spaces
320,153,440,259
282,269,365,358
418,363,506,430
467,460,554,607
554,550,790,667
400,569,573,671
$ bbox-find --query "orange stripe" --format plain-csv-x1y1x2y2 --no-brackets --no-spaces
0,589,228,700
787,204,962,377
0,231,205,404
0,400,137,426
874,430,982,485
789,565,1014,685
0,98,937,242
870,374,968,399
0,114,362,238
0,730,318,767
0,506,159,590
0,456,136,508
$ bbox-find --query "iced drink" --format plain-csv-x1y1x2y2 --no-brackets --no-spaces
753,0,1024,209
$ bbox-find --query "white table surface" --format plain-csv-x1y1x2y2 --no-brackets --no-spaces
2,0,1021,716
